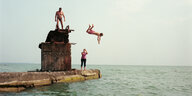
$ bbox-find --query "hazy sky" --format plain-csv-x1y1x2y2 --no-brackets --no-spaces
0,0,192,66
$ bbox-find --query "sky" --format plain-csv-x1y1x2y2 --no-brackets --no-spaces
0,0,192,66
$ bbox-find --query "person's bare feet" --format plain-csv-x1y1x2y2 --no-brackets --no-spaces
86,25,91,32
92,24,94,27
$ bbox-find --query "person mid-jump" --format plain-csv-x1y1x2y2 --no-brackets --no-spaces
86,24,103,44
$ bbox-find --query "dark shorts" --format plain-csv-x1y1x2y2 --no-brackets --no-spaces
81,59,86,67
57,17,62,21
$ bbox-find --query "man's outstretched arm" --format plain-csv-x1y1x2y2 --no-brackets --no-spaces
55,13,57,22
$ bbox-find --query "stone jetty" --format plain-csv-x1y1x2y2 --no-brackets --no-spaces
0,26,102,92
0,69,101,92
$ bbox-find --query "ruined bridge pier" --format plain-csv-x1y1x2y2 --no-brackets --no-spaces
39,29,74,71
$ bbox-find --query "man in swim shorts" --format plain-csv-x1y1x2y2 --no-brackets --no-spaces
55,7,66,29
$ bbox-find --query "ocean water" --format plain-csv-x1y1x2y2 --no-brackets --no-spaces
0,63,192,96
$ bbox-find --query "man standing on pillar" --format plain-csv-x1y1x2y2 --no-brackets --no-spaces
55,7,66,29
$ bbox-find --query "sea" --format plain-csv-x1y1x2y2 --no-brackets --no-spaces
0,63,192,96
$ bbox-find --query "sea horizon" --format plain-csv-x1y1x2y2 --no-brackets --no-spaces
0,63,192,96
0,62,192,67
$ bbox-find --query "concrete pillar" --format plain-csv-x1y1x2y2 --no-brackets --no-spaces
39,29,74,71
40,43,71,71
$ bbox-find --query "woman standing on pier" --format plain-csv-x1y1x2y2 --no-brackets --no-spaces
81,49,88,70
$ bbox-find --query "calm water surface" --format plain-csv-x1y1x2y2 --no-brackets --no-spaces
0,63,192,96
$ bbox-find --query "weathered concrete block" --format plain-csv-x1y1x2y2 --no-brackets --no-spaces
40,43,71,71
38,29,74,71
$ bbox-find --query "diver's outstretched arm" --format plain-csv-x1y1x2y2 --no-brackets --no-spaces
97,36,101,44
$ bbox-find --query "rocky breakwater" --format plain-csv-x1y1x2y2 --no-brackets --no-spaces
0,69,101,92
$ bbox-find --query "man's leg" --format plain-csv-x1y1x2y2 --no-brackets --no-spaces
90,24,94,30
60,20,63,29
86,25,91,32
56,19,60,29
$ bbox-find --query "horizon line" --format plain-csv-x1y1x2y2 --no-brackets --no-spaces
0,62,191,67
